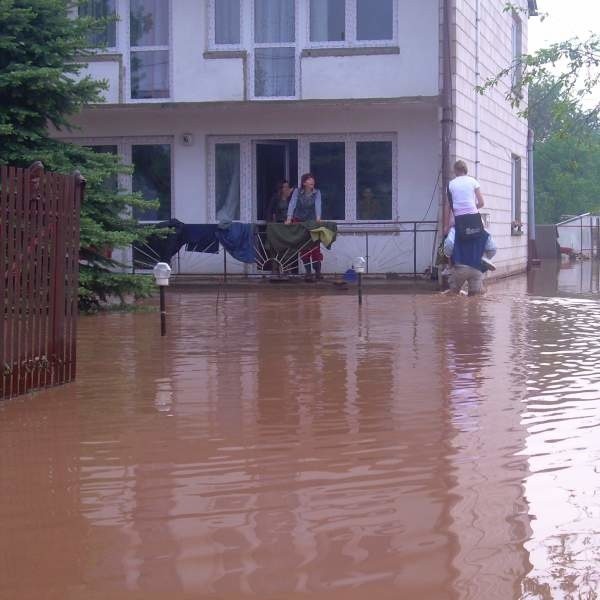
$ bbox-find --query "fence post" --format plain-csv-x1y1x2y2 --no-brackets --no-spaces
413,222,417,278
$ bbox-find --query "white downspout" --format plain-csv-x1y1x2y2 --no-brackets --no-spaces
475,0,481,179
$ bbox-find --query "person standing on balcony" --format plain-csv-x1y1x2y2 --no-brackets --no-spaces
267,180,294,223
285,173,324,281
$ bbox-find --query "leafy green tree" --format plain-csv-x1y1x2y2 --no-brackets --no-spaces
482,5,600,128
529,80,600,223
0,0,156,311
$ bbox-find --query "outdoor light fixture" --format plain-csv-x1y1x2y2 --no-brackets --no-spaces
354,257,366,273
354,257,366,305
153,262,172,336
153,262,172,286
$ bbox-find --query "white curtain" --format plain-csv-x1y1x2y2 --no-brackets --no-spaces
130,0,169,47
216,145,241,222
215,0,240,45
254,0,295,43
310,0,345,42
255,48,295,97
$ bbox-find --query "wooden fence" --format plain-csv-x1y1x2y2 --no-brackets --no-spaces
1,163,84,400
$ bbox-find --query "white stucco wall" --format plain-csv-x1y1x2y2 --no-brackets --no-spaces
451,0,531,277
59,101,440,274
80,0,439,104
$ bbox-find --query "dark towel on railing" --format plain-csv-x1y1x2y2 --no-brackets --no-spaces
182,224,220,253
216,222,256,263
266,221,338,252
137,218,186,264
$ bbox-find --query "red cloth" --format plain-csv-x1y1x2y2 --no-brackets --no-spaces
292,218,323,263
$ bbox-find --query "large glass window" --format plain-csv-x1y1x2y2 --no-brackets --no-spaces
132,144,171,221
310,0,345,42
215,144,241,221
357,0,393,41
253,0,295,98
309,0,394,44
255,48,295,97
356,141,393,220
130,0,169,99
254,0,295,43
310,142,345,221
215,0,241,45
79,0,117,48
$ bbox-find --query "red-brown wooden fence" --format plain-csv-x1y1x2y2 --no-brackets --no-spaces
1,163,83,400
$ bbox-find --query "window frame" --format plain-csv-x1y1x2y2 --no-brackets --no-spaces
208,133,397,224
306,0,398,49
207,0,245,51
511,12,523,90
511,153,522,235
78,0,119,51
125,0,173,102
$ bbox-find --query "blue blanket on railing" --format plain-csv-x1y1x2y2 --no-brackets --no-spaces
216,222,256,264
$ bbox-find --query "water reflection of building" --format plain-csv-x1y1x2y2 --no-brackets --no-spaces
437,298,532,598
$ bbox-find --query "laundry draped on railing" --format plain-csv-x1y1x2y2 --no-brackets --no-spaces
136,219,338,266
266,221,338,252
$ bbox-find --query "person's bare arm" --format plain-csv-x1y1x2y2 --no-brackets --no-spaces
475,187,484,209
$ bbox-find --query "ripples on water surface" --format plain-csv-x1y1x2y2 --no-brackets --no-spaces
1,262,600,599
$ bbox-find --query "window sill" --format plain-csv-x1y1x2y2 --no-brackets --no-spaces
204,50,247,60
76,52,122,63
301,46,399,58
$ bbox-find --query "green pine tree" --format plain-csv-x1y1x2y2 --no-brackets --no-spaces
0,0,157,311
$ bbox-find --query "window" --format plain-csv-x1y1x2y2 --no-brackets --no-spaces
309,0,395,45
132,144,171,221
253,0,296,98
79,0,117,48
357,0,393,41
511,14,523,89
310,142,346,220
129,0,169,99
215,144,241,221
511,154,522,233
215,0,241,45
356,141,392,220
310,0,345,42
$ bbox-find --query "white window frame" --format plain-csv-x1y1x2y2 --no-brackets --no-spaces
63,135,175,222
206,0,300,100
207,0,245,51
511,12,523,89
125,0,173,102
249,0,300,101
208,133,397,224
77,0,119,52
306,0,398,49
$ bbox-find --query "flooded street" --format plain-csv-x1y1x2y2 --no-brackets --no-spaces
2,262,600,599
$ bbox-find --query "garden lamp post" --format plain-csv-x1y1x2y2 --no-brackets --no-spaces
354,257,366,305
153,262,172,336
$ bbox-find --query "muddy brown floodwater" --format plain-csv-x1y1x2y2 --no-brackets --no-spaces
2,261,600,600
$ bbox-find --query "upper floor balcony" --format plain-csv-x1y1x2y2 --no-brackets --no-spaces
77,0,440,105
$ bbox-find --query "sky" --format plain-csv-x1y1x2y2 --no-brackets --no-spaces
528,0,600,104
528,0,600,52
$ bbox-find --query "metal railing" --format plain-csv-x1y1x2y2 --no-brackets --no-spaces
556,213,600,256
170,221,439,279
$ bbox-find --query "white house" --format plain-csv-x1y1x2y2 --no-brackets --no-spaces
58,0,537,278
